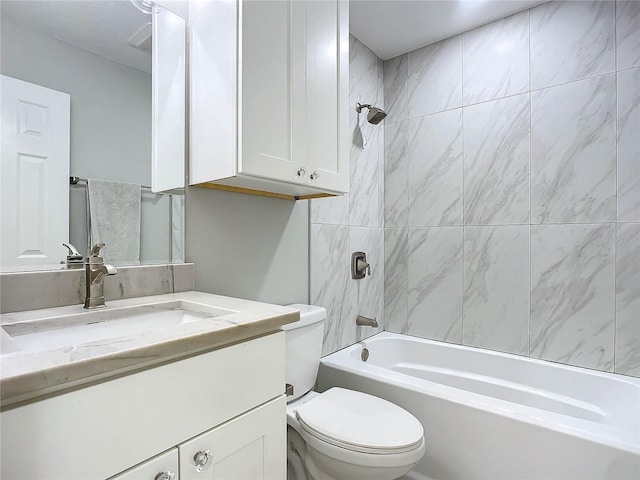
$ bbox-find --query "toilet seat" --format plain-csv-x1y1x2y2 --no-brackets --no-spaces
295,387,424,455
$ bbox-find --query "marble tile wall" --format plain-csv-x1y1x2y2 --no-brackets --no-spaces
310,35,384,356
383,0,639,377
0,263,195,313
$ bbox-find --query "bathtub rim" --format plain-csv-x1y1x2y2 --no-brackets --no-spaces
319,332,640,456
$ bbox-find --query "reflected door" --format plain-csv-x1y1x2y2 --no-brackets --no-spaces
1,75,70,267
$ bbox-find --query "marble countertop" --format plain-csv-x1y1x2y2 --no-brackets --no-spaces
0,291,299,407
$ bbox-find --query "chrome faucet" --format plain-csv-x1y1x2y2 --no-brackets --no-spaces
84,243,118,309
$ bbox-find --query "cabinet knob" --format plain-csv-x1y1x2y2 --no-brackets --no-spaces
193,449,213,472
154,472,176,480
310,171,319,180
296,167,306,177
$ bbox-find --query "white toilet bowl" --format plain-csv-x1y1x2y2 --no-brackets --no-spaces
284,305,426,480
286,389,425,480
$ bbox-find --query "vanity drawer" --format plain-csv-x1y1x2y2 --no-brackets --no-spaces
0,331,285,480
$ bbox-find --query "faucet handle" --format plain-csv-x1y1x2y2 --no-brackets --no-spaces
90,243,105,257
62,243,80,256
62,243,83,266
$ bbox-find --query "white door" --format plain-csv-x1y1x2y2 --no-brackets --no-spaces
179,397,286,480
1,75,70,267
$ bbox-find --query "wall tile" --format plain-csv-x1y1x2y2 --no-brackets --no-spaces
615,223,640,377
314,35,383,357
531,74,616,224
0,264,191,313
463,225,529,355
530,224,615,371
383,54,408,124
384,121,408,227
530,0,615,90
408,35,462,117
377,116,386,229
464,93,530,225
171,263,195,292
617,0,640,70
408,109,463,226
618,67,640,222
350,107,381,227
350,34,383,109
310,195,350,225
104,265,174,300
350,227,384,342
0,269,84,313
384,228,408,333
407,227,463,343
310,224,352,356
463,11,529,105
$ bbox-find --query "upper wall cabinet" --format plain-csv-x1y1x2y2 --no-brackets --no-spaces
189,0,349,200
152,3,186,193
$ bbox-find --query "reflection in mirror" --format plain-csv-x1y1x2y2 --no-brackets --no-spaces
0,0,185,271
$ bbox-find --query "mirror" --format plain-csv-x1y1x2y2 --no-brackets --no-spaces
0,0,185,271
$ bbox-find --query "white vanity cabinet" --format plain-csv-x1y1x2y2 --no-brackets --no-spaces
110,449,179,480
189,0,349,200
179,397,285,479
0,332,286,480
111,398,285,480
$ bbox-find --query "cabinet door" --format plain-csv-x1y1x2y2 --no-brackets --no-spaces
179,396,286,480
240,0,349,193
240,0,305,185
302,0,349,194
110,449,178,480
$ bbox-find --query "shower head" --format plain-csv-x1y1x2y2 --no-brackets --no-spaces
356,103,387,125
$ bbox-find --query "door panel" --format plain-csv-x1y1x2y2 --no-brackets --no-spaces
241,0,304,184
179,397,286,480
1,75,70,267
152,4,185,193
306,0,349,193
109,449,179,480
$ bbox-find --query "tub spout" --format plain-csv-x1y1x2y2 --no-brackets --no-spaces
356,315,378,327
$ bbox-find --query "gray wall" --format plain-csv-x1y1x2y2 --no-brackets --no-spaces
309,35,385,356
1,20,151,185
185,187,309,306
1,19,178,263
382,0,639,377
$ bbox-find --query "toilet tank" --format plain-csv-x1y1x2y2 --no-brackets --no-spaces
283,304,326,402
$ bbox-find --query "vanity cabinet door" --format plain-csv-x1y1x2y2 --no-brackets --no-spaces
110,449,179,480
179,396,286,480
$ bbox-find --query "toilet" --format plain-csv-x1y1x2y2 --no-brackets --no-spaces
284,305,426,480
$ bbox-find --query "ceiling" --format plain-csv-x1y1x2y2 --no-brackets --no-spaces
2,0,547,71
350,0,547,60
1,0,152,73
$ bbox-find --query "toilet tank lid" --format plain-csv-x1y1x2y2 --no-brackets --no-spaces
282,304,327,330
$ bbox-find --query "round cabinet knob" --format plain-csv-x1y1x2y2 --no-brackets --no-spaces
154,472,176,480
193,449,213,472
296,167,306,177
310,171,319,180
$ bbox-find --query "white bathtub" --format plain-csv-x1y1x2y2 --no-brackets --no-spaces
318,332,640,480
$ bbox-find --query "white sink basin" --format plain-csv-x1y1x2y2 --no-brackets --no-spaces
2,300,236,353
